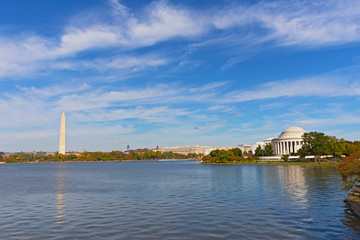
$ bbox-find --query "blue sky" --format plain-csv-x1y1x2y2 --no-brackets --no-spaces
1,0,360,152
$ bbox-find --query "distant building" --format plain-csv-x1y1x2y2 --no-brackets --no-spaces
65,152,81,156
238,144,254,154
159,146,236,155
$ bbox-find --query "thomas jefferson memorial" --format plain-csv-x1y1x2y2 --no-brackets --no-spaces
265,126,307,155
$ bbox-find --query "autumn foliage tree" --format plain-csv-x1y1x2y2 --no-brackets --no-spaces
337,152,360,190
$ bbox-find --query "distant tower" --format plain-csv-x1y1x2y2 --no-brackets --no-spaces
59,112,66,155
126,145,130,151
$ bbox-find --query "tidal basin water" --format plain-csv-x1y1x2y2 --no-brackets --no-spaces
1,161,360,239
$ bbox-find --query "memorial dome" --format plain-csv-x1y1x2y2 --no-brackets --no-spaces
277,126,306,140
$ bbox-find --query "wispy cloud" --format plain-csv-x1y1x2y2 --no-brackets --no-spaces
2,0,360,151
2,0,360,78
295,115,360,128
213,0,360,47
51,54,169,72
221,57,248,71
0,1,206,77
54,84,183,111
16,83,90,98
223,76,360,103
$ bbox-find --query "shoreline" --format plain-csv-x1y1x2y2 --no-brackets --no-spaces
1,159,201,164
201,161,337,167
347,187,360,218
2,159,335,166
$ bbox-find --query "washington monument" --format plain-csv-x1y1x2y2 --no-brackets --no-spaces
59,112,66,155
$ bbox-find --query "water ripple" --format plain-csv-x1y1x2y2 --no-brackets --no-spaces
1,162,360,239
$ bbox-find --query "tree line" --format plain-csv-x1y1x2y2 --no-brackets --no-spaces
3,150,201,163
201,148,259,163
252,132,360,162
203,132,360,164
201,131,360,191
299,132,360,162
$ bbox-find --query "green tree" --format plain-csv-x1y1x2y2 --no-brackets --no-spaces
344,141,360,156
301,132,331,162
282,154,289,162
206,149,233,163
230,148,243,158
65,154,78,161
255,145,263,157
90,151,109,161
109,151,125,160
201,154,213,163
218,150,231,163
264,144,274,156
77,151,87,161
54,153,65,162
210,149,221,158
328,137,346,162
164,151,174,159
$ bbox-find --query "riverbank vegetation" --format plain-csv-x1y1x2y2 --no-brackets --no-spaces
337,152,360,190
202,131,360,166
201,131,360,192
255,144,273,156
201,148,258,163
2,150,200,163
299,132,360,162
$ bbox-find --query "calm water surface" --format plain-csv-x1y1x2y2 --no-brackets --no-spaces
1,161,360,239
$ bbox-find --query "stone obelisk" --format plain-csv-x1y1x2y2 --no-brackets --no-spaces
59,112,66,155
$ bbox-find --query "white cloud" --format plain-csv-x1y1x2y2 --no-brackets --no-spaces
0,83,90,128
189,81,229,93
51,54,169,72
0,2,207,78
54,84,182,111
1,0,360,78
213,0,360,47
16,83,90,98
207,104,237,113
105,55,169,70
127,1,207,46
223,76,360,103
70,106,192,124
108,0,130,18
0,35,54,77
221,57,247,71
57,26,122,55
295,115,360,128
2,70,360,151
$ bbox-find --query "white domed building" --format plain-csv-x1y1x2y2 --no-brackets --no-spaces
270,127,307,155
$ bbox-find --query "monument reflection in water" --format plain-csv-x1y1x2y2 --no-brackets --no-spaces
54,164,66,228
278,166,308,205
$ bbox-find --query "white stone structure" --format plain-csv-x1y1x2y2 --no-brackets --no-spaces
238,144,255,154
159,146,236,155
271,126,306,155
58,112,66,155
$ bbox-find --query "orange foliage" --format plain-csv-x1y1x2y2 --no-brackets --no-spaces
337,152,360,190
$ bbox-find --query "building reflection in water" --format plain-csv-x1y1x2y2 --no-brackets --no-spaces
55,163,66,227
277,166,308,206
